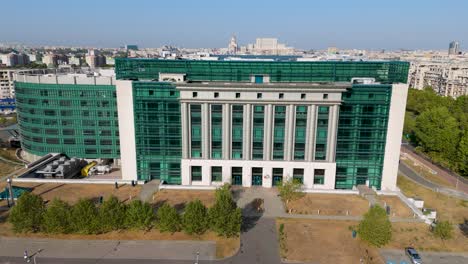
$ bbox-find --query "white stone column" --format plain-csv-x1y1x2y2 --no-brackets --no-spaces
264,104,273,161
284,104,295,161
181,102,189,159
201,103,210,159
307,105,317,161
243,104,252,160
222,104,231,160
327,105,339,162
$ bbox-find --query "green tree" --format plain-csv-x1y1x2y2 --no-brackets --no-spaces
42,198,72,234
182,199,208,235
70,199,101,234
125,200,154,230
358,205,392,247
157,203,181,233
277,178,304,204
208,184,242,237
8,192,45,233
433,220,453,240
457,132,468,175
99,196,126,232
415,106,460,162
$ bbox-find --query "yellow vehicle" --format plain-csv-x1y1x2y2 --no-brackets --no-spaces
81,161,97,177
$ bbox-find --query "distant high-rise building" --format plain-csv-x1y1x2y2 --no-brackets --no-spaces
228,35,238,54
448,41,460,55
125,44,138,51
242,38,294,55
0,53,30,67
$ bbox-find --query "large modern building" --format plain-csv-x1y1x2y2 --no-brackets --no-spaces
14,59,410,191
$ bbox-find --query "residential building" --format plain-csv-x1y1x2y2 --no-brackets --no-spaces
14,60,410,191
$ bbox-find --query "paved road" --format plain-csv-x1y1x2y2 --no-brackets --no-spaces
399,163,468,200
381,249,468,264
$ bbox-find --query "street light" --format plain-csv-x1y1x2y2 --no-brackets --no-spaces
195,251,199,264
7,178,14,207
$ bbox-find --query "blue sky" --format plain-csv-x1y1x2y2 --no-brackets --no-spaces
1,0,467,50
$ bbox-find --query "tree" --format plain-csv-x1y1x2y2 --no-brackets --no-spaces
42,198,72,234
358,205,392,247
125,200,154,230
457,132,468,175
182,199,208,235
99,196,126,232
70,199,101,234
8,192,45,233
157,203,181,233
277,178,303,204
208,184,242,237
433,220,453,240
415,107,460,162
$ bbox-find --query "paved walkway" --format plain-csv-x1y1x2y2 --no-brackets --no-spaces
139,179,160,202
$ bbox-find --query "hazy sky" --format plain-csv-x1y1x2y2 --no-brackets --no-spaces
1,0,467,50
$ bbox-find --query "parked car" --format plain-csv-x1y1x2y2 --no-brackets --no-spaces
405,247,422,264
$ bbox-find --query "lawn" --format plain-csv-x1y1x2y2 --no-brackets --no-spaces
378,195,414,218
284,193,370,216
397,175,468,223
151,189,216,210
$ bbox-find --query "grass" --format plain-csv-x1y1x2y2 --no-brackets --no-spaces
401,158,455,188
151,189,216,210
284,193,370,216
378,196,413,218
397,175,468,223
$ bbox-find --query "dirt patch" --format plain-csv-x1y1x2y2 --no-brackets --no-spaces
387,222,468,252
0,182,141,205
151,190,215,210
397,175,468,223
285,193,370,216
277,218,384,264
379,196,414,218
0,221,238,259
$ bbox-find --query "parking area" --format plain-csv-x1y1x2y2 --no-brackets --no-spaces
381,249,468,264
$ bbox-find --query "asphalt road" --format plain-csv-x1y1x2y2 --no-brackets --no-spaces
381,249,468,264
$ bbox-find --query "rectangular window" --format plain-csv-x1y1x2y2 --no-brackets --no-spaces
193,92,198,98
191,166,202,181
231,105,243,159
211,105,223,159
252,105,264,160
257,93,262,99
190,104,202,158
314,169,325,184
211,166,222,182
279,93,284,99
315,106,329,160
293,168,304,184
231,167,243,185
273,106,286,160
294,106,307,160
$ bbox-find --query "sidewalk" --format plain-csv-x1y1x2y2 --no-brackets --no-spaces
0,237,216,261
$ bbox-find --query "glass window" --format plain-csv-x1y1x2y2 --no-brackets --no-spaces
211,166,222,182
191,166,202,181
314,169,325,184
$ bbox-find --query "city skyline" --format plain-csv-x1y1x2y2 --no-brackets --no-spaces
1,0,467,50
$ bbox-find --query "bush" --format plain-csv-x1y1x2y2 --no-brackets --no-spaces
278,178,303,204
125,200,154,230
99,196,127,232
358,205,392,247
433,220,453,240
70,199,101,234
182,199,208,235
208,184,242,237
42,198,72,234
157,203,181,233
9,192,45,233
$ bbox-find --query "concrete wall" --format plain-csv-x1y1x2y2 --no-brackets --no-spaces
381,83,409,191
116,80,138,181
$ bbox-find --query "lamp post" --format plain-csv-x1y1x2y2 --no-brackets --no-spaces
7,177,14,207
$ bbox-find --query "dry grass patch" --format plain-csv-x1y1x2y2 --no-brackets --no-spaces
151,190,215,209
0,182,141,205
378,196,413,218
401,159,455,188
387,222,468,252
397,175,468,223
285,193,370,216
0,220,238,259
277,218,384,264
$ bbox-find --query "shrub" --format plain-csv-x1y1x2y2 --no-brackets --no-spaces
70,199,101,234
42,198,72,234
9,192,45,233
278,178,303,204
358,205,392,247
157,203,181,233
208,184,242,237
125,200,154,230
182,199,208,235
433,220,453,240
99,196,127,232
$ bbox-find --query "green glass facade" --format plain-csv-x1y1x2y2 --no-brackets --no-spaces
211,105,223,159
116,59,409,84
273,106,286,160
335,84,392,189
294,106,307,160
315,106,329,161
231,105,243,159
15,82,119,158
132,82,181,183
252,105,265,160
190,104,202,158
